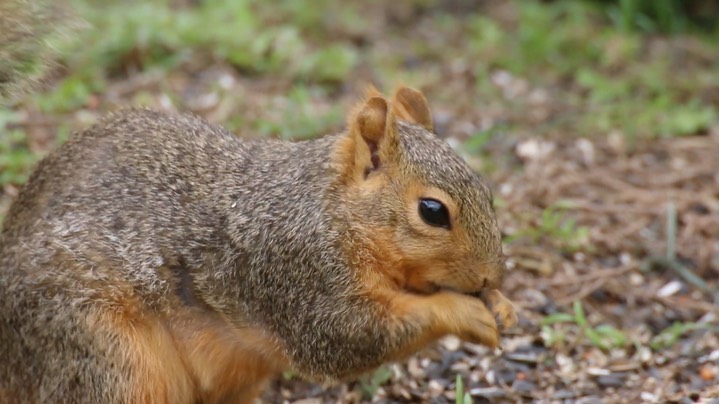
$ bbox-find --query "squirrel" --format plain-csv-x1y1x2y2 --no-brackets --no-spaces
0,3,517,404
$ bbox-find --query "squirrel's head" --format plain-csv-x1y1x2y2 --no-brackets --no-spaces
332,86,505,295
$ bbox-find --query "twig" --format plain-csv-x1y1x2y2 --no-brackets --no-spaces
666,201,676,261
646,257,719,303
550,199,661,215
555,277,607,305
540,265,634,287
653,295,719,314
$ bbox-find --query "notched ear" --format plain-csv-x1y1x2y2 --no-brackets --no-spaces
347,92,399,180
392,87,434,131
357,97,388,146
356,97,389,176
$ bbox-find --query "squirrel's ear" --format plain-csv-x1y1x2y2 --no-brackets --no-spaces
345,93,400,180
356,97,390,146
391,87,434,132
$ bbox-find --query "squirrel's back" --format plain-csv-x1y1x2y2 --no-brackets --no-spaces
0,107,355,402
1,107,339,301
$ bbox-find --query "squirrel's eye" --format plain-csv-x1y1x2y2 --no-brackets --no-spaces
418,198,451,229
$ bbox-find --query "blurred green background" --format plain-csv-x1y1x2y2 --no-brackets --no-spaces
2,0,717,182
3,0,718,187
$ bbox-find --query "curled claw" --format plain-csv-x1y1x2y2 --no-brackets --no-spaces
478,289,518,331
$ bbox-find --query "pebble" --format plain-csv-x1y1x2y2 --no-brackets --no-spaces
699,349,719,363
511,380,536,395
469,387,506,399
485,369,496,385
515,138,555,162
699,364,716,381
552,389,576,399
587,367,610,376
576,397,604,404
609,360,641,372
449,362,470,373
505,350,541,364
463,342,491,357
597,373,626,388
291,399,322,404
407,357,425,379
427,380,444,397
657,280,683,297
641,392,657,401
495,369,517,385
440,335,461,351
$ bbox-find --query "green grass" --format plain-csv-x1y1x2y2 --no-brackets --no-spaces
36,0,361,113
250,84,344,140
541,301,630,351
0,111,37,186
506,206,590,254
456,1,718,141
649,321,714,350
358,365,394,399
541,301,715,353
595,0,719,34
17,0,718,140
454,374,473,404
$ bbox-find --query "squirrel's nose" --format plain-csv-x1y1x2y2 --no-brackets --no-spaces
480,258,506,290
484,275,501,290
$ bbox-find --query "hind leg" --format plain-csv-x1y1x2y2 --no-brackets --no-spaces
0,288,195,404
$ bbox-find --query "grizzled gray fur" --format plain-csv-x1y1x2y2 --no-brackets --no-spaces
0,109,416,402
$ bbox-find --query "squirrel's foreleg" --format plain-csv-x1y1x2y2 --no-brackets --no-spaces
374,288,501,362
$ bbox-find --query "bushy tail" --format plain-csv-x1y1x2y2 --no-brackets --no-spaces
0,0,79,105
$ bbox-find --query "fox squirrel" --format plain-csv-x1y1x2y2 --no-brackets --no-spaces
0,3,517,403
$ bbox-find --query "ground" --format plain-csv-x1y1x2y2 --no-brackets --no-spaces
1,0,718,402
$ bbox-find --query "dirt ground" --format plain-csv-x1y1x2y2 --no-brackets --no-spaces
1,1,718,403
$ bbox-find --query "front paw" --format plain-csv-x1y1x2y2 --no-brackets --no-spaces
479,289,518,330
427,291,500,348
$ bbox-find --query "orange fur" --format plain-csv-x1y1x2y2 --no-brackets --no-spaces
481,289,518,330
358,281,500,362
172,316,288,403
349,213,503,361
337,84,513,363
341,86,401,185
345,85,386,136
390,86,434,130
91,296,288,404
348,208,501,362
89,307,195,404
356,97,389,144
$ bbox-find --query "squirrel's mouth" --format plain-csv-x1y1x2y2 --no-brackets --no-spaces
468,278,490,297
406,283,441,295
430,277,489,297
405,277,490,296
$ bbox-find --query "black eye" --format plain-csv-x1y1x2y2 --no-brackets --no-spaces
418,198,451,229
